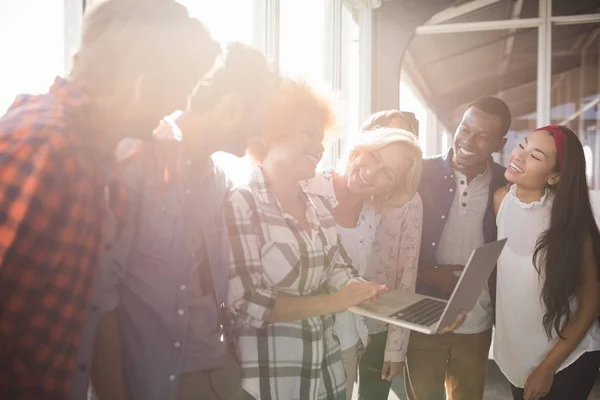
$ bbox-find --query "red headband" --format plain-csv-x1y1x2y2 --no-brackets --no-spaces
534,125,566,170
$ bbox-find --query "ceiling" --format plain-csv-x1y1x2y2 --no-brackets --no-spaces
403,0,600,132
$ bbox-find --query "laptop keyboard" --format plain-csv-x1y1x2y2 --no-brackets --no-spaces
390,298,447,327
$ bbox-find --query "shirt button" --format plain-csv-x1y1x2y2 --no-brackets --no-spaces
460,180,465,185
462,203,467,207
432,242,436,247
174,342,181,348
178,309,185,316
441,215,446,219
449,188,454,192
169,375,176,381
180,285,186,291
463,192,468,196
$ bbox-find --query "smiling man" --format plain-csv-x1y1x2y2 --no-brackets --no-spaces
405,97,511,400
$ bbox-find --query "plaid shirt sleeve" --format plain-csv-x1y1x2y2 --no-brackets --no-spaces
224,188,277,329
0,138,53,267
384,194,423,362
323,233,368,292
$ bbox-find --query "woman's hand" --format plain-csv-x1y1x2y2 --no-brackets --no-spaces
381,361,404,382
332,282,388,312
523,363,555,400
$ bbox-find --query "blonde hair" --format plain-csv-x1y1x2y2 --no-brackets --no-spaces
71,0,219,95
247,78,338,163
339,127,423,211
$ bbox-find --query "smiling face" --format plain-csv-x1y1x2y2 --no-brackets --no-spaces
262,118,326,181
505,129,560,189
346,143,412,197
453,106,505,170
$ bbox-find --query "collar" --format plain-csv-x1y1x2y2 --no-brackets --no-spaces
51,77,116,159
508,184,552,210
442,147,505,188
250,164,281,205
250,164,322,235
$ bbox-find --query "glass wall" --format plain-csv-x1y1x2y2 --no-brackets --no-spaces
0,0,65,114
177,0,255,46
550,23,600,188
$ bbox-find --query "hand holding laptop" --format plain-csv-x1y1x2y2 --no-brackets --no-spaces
436,310,467,334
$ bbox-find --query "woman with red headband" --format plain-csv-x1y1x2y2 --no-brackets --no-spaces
493,125,600,400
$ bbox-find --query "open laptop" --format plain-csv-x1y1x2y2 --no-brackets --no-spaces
348,238,507,335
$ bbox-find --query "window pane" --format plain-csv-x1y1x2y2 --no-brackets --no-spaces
403,27,538,162
0,0,64,113
278,0,326,83
551,23,600,188
177,0,254,45
176,0,256,180
339,7,360,154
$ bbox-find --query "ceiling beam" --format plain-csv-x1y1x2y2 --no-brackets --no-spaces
417,17,540,34
497,0,524,76
425,0,503,25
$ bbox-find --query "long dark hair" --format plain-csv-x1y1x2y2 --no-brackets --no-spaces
533,125,600,339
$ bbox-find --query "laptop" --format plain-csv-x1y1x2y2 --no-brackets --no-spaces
348,238,507,335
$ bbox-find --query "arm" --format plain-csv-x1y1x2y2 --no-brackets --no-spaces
0,140,50,267
91,158,141,400
524,236,600,399
384,195,423,364
493,185,510,215
224,191,385,327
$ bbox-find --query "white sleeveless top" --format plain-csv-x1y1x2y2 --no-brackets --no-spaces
494,185,600,387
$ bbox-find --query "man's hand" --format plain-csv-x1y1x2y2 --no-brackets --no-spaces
381,361,404,382
436,311,467,334
420,265,464,295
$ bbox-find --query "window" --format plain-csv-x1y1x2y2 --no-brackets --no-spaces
176,0,257,183
278,0,327,83
339,6,361,155
177,0,255,46
550,23,600,188
0,0,65,113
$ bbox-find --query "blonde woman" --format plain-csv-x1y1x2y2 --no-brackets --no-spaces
303,127,424,400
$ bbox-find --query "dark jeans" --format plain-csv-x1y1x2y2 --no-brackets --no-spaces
359,331,408,400
510,350,600,400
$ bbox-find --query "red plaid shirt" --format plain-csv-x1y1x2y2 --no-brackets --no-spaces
0,78,127,400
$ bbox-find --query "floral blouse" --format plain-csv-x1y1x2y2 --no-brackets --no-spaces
303,170,423,362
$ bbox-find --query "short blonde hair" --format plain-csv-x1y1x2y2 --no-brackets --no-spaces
339,127,423,211
246,78,338,163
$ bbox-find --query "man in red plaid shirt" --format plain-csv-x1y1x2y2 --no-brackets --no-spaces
0,1,220,399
